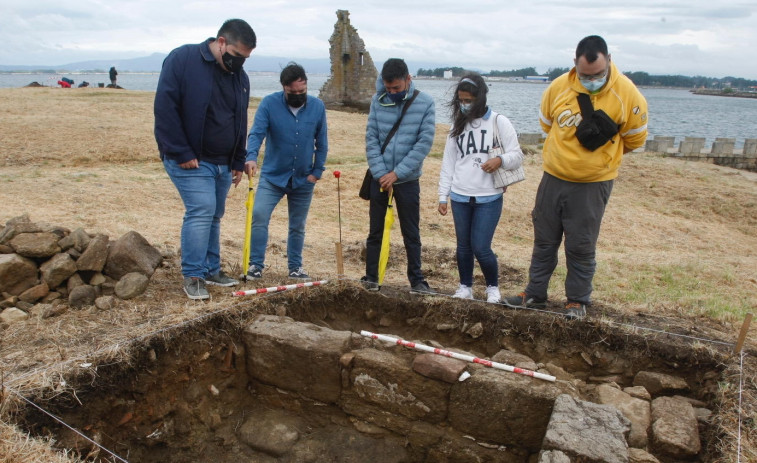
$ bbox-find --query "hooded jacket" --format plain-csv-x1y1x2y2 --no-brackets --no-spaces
366,76,435,183
154,38,250,172
539,62,648,182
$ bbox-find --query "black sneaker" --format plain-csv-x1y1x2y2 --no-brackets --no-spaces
410,281,433,294
205,271,239,287
183,277,209,300
504,292,547,309
564,302,587,320
289,267,311,279
246,265,263,279
360,276,380,291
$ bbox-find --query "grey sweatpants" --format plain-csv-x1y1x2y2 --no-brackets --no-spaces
525,172,614,305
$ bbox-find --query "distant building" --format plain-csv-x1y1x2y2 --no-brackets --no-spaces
525,76,549,82
443,70,453,79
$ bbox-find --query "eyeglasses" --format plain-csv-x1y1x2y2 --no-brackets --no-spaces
578,68,609,82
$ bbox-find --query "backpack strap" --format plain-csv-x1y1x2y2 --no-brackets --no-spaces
576,93,594,118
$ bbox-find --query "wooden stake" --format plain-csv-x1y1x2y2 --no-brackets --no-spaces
734,313,753,354
335,242,344,276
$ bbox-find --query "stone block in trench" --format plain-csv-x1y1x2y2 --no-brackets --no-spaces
593,383,651,448
542,394,631,463
633,371,689,396
347,348,450,423
448,366,573,450
412,352,467,384
242,315,353,404
629,448,661,463
651,396,701,459
237,408,301,457
538,450,572,463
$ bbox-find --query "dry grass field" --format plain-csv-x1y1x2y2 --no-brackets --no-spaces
1,87,755,321
0,86,755,462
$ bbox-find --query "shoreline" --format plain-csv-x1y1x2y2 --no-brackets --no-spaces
691,88,757,99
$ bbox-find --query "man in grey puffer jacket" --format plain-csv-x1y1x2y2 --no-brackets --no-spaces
362,58,435,293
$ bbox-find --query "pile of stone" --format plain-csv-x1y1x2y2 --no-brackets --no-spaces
0,215,163,323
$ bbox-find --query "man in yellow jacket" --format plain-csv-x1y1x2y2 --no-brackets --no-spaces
505,35,648,319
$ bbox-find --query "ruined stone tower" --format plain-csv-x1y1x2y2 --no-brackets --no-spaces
318,10,377,112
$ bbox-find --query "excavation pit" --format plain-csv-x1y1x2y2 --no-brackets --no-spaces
5,284,750,462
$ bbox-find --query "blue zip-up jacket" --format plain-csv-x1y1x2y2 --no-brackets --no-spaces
154,38,250,172
366,77,435,183
246,91,328,189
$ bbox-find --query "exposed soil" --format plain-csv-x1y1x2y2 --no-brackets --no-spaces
6,252,754,462
0,87,755,462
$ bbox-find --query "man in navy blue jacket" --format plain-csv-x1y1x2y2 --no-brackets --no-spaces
244,63,328,280
155,19,256,300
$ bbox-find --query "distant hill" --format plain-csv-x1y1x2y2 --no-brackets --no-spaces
0,54,333,74
0,54,469,77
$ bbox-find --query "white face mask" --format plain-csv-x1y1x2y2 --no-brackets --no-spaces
460,102,472,114
580,76,607,93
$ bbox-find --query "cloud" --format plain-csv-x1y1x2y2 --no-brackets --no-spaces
0,0,756,79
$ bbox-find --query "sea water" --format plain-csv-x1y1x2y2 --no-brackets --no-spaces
2,72,755,148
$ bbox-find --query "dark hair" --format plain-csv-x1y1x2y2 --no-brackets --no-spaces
448,73,488,138
575,35,608,63
280,62,307,86
218,19,257,49
381,58,409,82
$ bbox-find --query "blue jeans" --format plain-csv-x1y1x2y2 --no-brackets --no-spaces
249,176,315,270
164,159,232,279
365,179,424,285
451,196,503,287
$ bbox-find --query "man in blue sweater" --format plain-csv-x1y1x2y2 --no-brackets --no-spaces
362,58,435,292
155,19,256,300
244,63,328,280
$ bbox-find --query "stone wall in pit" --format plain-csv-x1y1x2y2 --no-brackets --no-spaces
243,314,708,462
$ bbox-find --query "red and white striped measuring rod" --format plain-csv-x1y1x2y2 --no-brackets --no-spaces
361,330,556,382
232,280,328,297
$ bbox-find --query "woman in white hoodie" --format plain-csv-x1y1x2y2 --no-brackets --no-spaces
438,73,523,303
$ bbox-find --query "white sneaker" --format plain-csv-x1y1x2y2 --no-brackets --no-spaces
453,284,473,299
486,286,501,303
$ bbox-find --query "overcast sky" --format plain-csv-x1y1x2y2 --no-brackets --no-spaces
2,0,756,79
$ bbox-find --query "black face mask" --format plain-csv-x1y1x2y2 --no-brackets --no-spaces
222,52,246,73
286,92,307,108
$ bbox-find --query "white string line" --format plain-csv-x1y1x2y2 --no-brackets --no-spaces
6,277,738,389
737,351,745,463
10,388,129,463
